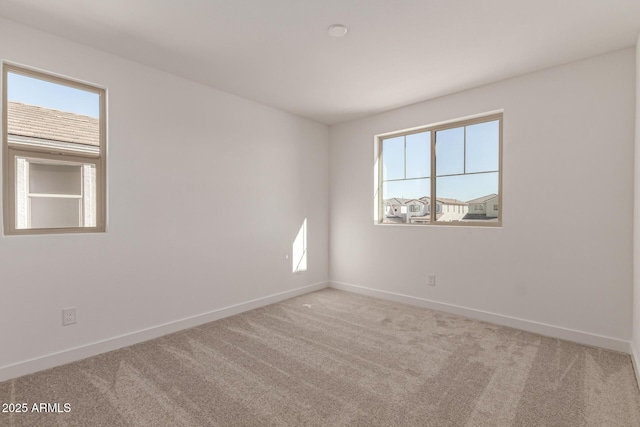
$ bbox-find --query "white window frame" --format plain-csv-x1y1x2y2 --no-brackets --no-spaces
2,63,106,235
375,112,502,227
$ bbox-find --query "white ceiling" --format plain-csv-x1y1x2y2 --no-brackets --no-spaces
1,0,639,125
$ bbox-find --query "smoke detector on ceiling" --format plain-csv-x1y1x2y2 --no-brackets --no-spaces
327,24,349,38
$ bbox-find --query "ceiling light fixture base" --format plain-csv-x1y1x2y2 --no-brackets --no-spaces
327,24,348,38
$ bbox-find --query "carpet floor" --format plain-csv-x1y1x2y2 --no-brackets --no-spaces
1,288,639,426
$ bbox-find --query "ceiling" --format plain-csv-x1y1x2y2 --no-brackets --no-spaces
0,0,639,125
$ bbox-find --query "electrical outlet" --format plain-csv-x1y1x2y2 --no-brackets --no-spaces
62,307,76,326
427,274,436,287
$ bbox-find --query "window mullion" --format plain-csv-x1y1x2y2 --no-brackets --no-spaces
463,126,467,174
430,131,436,223
404,135,407,179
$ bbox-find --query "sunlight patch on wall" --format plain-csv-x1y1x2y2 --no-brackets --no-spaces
293,218,307,273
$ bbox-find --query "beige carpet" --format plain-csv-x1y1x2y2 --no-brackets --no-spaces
1,288,639,426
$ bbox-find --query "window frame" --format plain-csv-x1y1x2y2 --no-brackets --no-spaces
375,112,503,227
2,63,107,235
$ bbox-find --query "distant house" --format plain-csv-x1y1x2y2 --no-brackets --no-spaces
464,194,499,220
384,198,428,223
434,197,468,222
383,198,404,218
383,196,467,223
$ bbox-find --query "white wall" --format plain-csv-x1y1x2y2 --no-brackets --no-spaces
0,17,329,380
632,34,640,378
330,48,635,350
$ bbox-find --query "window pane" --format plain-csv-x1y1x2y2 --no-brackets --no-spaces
382,136,404,180
406,131,430,179
7,72,100,152
29,198,81,229
466,120,499,173
7,72,99,117
15,157,97,229
436,173,499,222
382,179,429,224
29,163,82,195
436,127,464,176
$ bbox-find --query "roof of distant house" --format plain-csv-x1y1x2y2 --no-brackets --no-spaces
436,197,466,205
384,196,466,205
7,101,99,147
384,198,408,205
467,194,498,204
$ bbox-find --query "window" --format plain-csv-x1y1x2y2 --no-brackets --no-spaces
376,113,502,226
3,64,106,234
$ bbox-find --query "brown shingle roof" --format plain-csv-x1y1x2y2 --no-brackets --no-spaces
7,101,99,146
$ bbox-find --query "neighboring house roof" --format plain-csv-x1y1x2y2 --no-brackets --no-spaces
467,194,498,204
436,197,466,205
384,198,419,205
405,198,426,205
384,197,467,206
383,198,406,205
7,101,99,146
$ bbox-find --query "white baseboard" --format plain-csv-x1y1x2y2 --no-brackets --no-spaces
330,281,630,353
0,281,329,383
630,342,640,391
